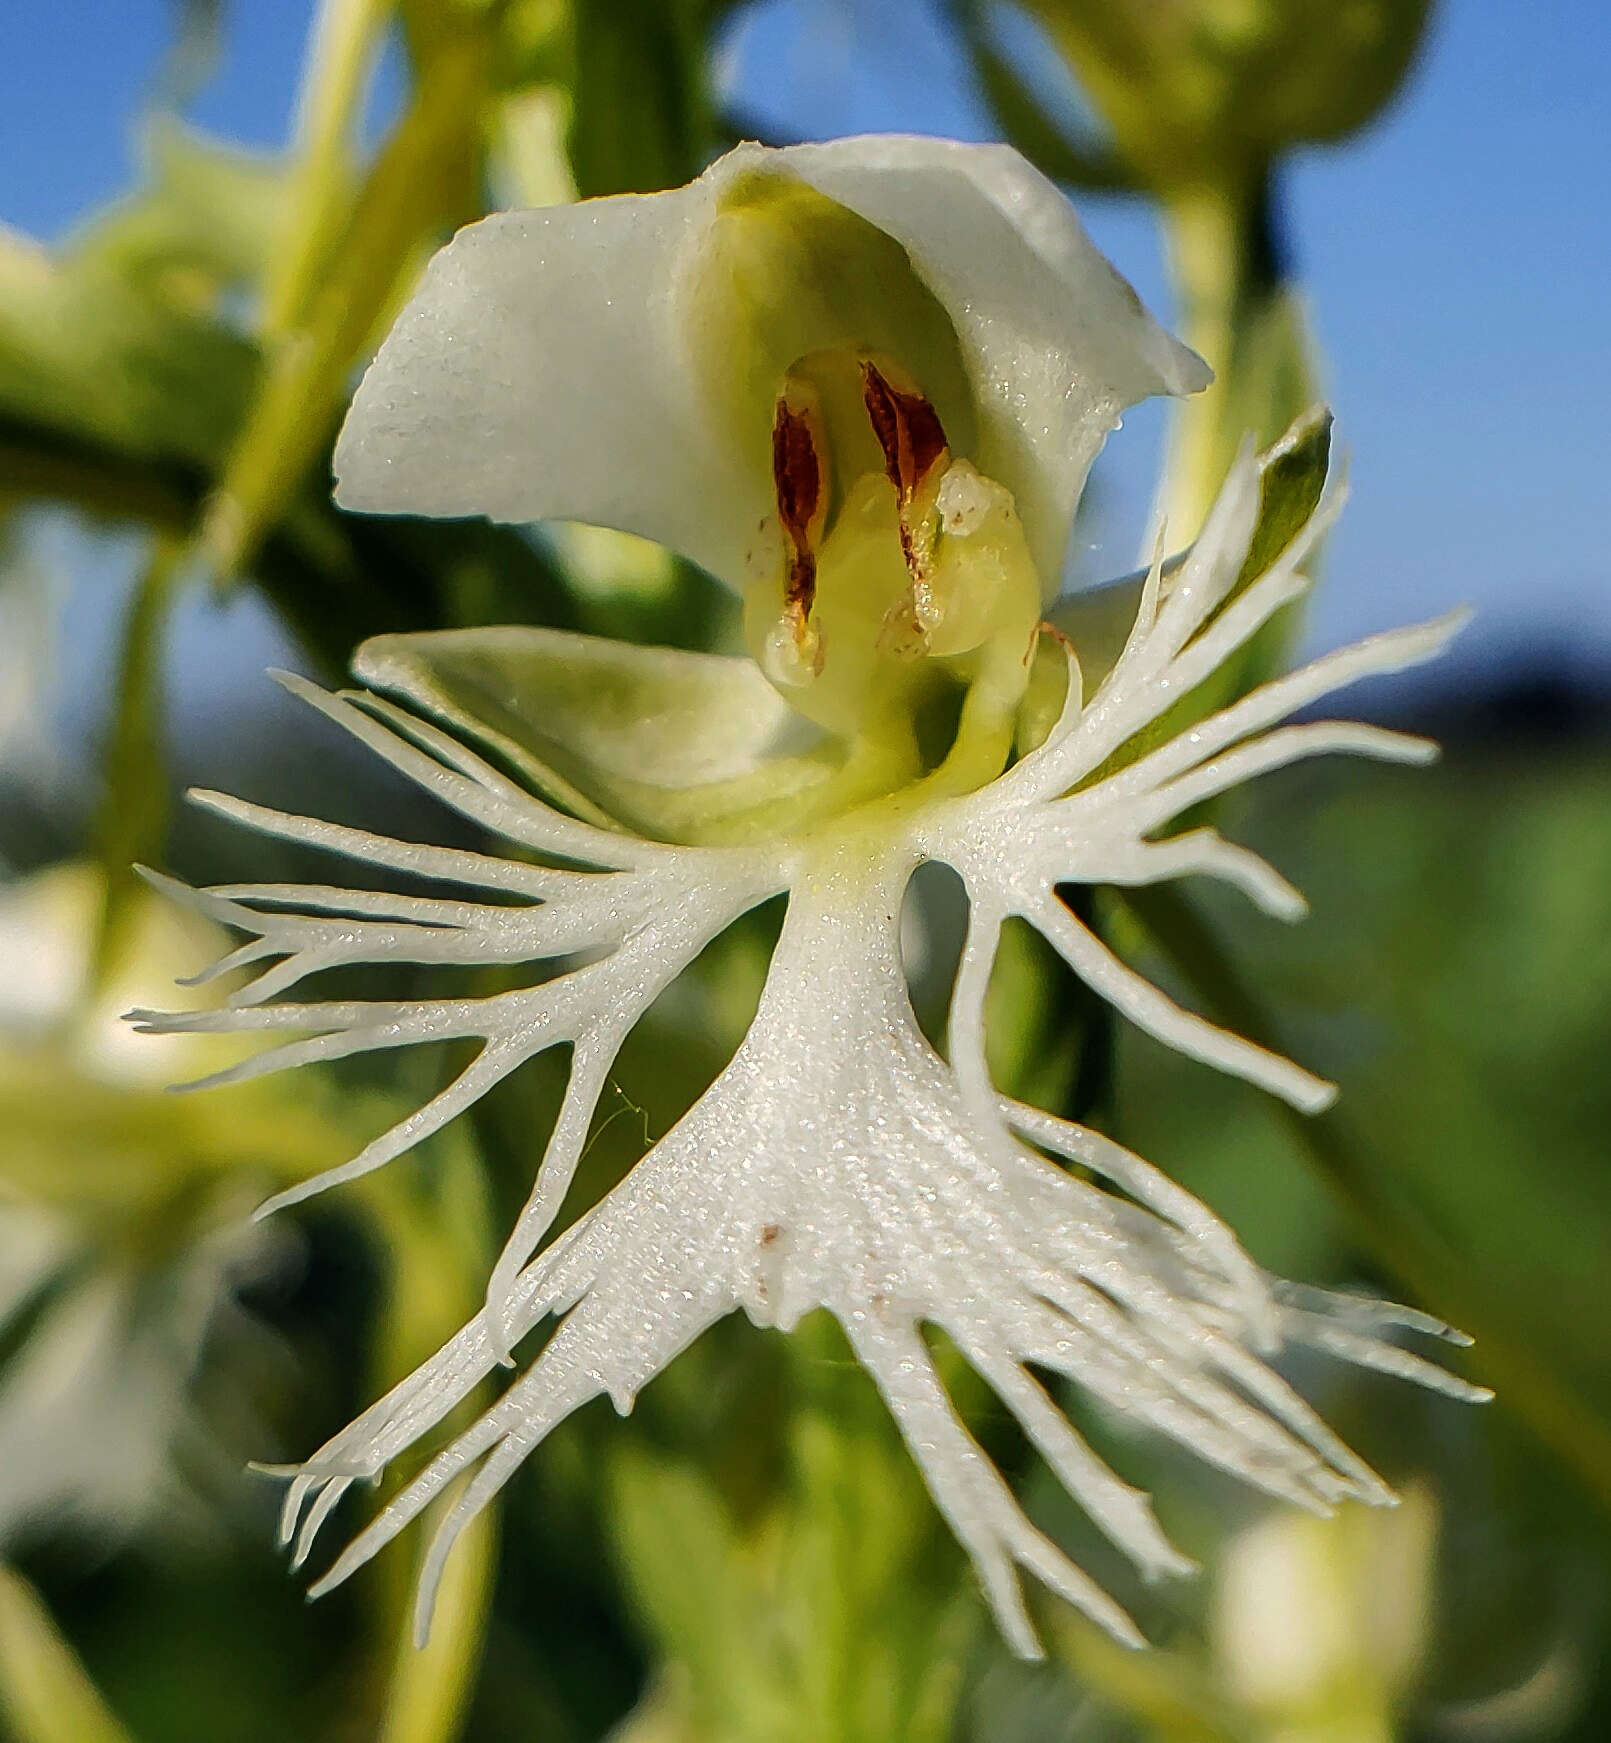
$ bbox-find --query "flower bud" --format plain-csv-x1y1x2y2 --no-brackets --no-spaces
1019,0,1433,187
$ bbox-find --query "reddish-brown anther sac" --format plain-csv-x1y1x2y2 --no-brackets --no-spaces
861,360,950,586
861,361,949,514
771,394,827,634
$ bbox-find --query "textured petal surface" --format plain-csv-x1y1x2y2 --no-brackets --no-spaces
332,173,752,579
267,843,1476,1658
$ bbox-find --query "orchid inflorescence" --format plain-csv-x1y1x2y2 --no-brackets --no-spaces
133,135,1485,1657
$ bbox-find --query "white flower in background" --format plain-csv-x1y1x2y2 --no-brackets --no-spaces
1213,1483,1437,1734
134,135,1486,1656
0,863,284,1544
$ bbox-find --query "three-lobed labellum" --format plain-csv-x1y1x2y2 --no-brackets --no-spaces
134,443,1486,1656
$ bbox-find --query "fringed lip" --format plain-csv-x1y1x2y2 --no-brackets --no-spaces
134,444,1481,1656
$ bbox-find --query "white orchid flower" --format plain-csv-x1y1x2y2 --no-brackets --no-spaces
0,863,285,1544
134,135,1485,1657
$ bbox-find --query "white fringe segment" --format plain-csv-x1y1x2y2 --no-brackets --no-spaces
921,446,1468,1126
136,450,1482,1655
129,684,782,1307
265,862,1484,1658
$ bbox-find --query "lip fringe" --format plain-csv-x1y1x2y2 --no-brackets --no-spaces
133,448,1484,1656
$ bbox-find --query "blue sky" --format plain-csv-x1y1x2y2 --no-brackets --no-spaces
2,0,1607,681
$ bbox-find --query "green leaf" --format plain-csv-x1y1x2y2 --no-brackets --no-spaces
0,1566,137,1743
949,0,1136,193
566,0,713,197
90,540,181,992
1119,804,1611,1517
610,1445,793,1740
354,625,845,840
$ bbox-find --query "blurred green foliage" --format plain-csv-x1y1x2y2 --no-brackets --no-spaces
0,2,1606,1741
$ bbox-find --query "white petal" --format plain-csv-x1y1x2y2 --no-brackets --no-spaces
147,416,1486,1658
335,137,1205,592
135,676,783,1232
266,846,1467,1657
332,170,763,583
780,135,1208,585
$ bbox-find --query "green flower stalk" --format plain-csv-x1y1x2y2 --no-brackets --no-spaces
135,135,1484,1657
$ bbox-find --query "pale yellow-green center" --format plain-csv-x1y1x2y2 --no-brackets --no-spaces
743,345,1043,797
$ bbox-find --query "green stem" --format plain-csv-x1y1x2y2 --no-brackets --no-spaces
262,0,395,337
89,536,182,992
374,1499,497,1743
197,14,493,585
1117,882,1611,1514
1158,172,1284,544
361,1155,500,1742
